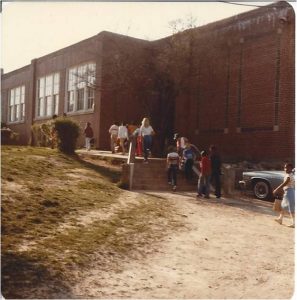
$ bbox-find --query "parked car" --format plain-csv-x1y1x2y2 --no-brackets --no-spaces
239,170,284,200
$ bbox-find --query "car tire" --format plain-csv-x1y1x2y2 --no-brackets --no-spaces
253,180,271,200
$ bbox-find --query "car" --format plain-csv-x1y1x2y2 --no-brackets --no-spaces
239,170,285,200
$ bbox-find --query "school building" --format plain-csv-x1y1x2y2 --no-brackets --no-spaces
1,1,295,162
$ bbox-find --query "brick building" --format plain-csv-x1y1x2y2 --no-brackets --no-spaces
1,1,295,162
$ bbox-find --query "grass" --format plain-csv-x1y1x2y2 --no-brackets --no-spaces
1,146,182,298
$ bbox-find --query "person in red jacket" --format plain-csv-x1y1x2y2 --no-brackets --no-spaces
84,122,94,151
197,150,211,198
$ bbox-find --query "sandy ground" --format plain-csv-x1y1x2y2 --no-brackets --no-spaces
69,191,294,299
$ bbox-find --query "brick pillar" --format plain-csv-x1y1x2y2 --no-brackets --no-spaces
28,59,37,145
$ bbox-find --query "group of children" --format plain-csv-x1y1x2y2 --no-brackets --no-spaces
167,136,221,199
168,136,295,227
108,118,155,162
85,122,295,227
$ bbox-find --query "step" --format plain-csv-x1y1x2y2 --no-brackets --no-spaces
133,165,167,171
132,184,197,191
130,159,199,191
133,178,197,184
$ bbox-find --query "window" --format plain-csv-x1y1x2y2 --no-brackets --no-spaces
67,62,96,113
8,86,25,123
36,73,60,118
87,87,95,110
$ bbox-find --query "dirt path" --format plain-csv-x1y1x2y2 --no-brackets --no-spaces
71,192,294,299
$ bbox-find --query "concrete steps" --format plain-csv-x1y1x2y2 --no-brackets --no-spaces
131,159,197,191
77,150,198,192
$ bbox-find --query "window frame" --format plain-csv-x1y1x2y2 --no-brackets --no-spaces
36,72,60,119
7,85,25,124
66,62,96,115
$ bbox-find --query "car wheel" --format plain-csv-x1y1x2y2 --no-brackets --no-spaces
253,180,271,200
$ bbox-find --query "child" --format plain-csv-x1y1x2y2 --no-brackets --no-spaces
167,146,179,192
182,142,195,180
108,122,119,153
140,117,155,163
133,125,143,157
174,133,188,156
118,122,128,155
84,122,94,151
273,163,295,228
197,150,211,198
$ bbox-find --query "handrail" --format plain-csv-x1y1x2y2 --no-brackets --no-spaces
127,136,136,164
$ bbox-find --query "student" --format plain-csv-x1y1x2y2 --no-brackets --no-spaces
140,117,155,163
197,150,211,198
108,122,119,153
182,142,195,180
84,122,94,151
133,124,143,157
117,122,128,155
127,121,138,139
167,146,179,192
273,163,295,228
174,133,188,156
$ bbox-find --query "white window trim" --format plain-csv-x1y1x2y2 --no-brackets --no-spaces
7,85,25,124
35,73,59,120
65,62,96,115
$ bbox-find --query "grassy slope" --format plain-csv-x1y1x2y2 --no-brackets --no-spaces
1,146,181,298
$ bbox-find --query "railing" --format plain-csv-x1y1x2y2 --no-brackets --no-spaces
127,136,136,164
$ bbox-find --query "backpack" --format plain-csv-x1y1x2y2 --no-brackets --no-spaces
184,148,194,160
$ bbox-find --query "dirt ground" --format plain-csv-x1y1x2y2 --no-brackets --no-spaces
69,191,294,299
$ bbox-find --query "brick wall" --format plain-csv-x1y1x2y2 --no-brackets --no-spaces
161,1,295,162
1,65,33,144
100,32,153,149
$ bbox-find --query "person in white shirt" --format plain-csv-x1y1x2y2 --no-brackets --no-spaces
117,122,128,155
108,123,119,153
139,117,155,163
273,163,295,228
167,146,179,191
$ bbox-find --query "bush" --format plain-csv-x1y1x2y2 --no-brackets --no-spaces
31,123,52,147
54,118,80,154
1,127,19,145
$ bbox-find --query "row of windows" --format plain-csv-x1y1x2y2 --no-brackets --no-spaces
8,62,96,123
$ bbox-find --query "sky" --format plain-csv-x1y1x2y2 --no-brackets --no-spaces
0,1,286,73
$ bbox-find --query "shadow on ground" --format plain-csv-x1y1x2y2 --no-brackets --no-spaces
74,155,122,183
146,190,275,217
1,252,74,299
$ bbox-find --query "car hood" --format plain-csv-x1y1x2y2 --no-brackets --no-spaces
243,170,284,178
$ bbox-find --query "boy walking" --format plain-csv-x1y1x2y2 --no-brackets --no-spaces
197,150,211,198
109,122,119,153
167,146,179,192
182,142,195,180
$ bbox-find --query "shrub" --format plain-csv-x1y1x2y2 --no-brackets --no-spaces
1,127,19,145
31,123,52,147
54,118,80,154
